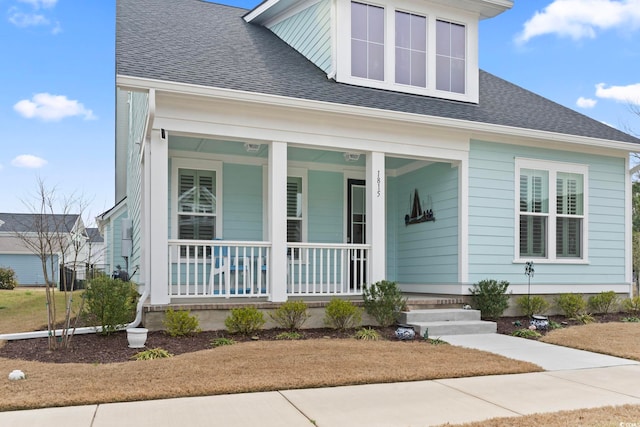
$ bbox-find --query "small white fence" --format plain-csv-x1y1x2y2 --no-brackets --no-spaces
287,243,369,296
167,240,370,298
168,240,270,298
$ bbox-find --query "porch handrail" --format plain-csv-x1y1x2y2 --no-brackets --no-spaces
168,240,271,298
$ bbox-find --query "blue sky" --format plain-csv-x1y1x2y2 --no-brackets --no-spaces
1,0,639,222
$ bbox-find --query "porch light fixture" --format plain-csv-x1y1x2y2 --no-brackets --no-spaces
343,152,360,162
244,143,261,153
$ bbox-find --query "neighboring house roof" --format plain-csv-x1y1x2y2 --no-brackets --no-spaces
116,0,640,145
0,213,81,234
86,228,104,244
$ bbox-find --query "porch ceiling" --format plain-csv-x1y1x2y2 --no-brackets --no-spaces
168,135,421,171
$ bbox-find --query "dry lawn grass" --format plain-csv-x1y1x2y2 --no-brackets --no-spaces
541,322,640,360
0,340,541,412
442,404,640,427
0,288,83,334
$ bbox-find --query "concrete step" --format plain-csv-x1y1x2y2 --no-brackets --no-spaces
409,320,497,337
399,308,481,323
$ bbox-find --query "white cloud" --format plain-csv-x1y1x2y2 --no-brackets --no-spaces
516,0,640,44
576,97,597,108
595,82,640,105
13,93,97,122
18,0,58,9
11,154,48,169
8,9,49,27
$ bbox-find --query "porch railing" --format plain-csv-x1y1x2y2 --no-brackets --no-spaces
168,240,271,298
287,243,369,296
167,240,370,298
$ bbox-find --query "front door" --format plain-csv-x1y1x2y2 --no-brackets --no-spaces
347,179,366,288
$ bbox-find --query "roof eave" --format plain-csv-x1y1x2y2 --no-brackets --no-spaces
117,74,639,153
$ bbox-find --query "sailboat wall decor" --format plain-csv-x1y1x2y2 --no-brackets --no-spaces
404,189,435,226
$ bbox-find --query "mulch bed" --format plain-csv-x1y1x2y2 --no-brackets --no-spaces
0,313,629,364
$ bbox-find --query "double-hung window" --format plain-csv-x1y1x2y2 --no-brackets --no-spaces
287,174,306,259
395,11,426,88
351,2,385,81
172,159,222,258
436,19,466,94
516,159,587,262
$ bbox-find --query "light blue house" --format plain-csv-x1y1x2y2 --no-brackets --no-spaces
107,0,640,312
0,213,85,286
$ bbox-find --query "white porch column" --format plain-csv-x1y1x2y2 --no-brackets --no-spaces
366,152,386,284
148,128,169,305
268,141,288,302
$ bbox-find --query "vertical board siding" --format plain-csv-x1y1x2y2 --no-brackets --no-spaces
308,170,343,243
223,164,263,240
269,0,332,73
468,140,627,285
392,163,458,283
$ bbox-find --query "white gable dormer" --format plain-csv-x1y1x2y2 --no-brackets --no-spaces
246,0,512,104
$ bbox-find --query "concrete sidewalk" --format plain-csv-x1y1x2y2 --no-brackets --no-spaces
2,335,639,427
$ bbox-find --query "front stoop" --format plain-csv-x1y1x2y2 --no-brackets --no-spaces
398,309,497,336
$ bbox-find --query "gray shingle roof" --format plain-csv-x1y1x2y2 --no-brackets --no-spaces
116,0,640,145
0,213,80,234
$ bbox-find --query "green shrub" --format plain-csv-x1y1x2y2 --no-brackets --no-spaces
574,313,595,324
211,337,236,347
554,293,586,318
0,267,18,290
163,309,201,337
275,331,303,340
622,296,640,315
269,301,309,330
225,307,265,335
426,337,448,345
516,296,550,317
548,320,563,330
587,291,619,314
511,328,542,339
324,298,362,330
132,348,173,360
83,276,139,335
363,280,407,327
622,317,640,323
354,327,380,341
469,279,510,320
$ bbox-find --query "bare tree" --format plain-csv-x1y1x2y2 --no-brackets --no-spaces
13,178,90,350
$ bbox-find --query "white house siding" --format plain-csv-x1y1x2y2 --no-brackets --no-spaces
389,162,459,284
268,0,332,74
0,254,58,286
468,140,627,288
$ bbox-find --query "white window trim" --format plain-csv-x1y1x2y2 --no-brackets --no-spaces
335,0,479,103
171,157,223,242
514,158,589,264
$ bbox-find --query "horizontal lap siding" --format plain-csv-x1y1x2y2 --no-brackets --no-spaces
223,164,263,241
394,163,458,283
0,254,58,286
269,0,332,73
468,140,626,285
128,92,148,277
308,171,343,243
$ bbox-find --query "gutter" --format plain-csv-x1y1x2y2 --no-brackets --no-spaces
0,282,150,342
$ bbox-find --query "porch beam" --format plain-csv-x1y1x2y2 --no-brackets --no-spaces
149,128,169,304
366,152,386,284
268,141,288,302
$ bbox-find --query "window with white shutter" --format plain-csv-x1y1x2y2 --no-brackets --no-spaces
515,159,588,262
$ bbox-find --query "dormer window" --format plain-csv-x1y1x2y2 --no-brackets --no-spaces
395,11,426,88
337,0,479,103
351,2,385,81
436,20,466,94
